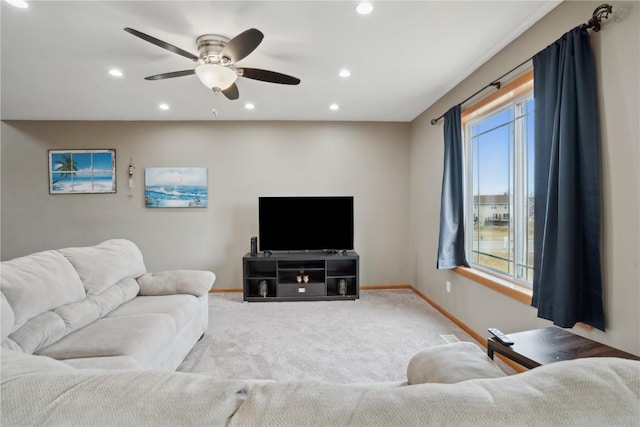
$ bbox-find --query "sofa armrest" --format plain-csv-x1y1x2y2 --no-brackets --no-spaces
406,342,506,385
137,270,215,297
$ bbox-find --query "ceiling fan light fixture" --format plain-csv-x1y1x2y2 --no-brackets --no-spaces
195,64,237,90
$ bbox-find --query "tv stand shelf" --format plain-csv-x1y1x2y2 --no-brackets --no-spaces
243,251,359,302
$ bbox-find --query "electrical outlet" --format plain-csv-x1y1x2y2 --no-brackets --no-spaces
446,281,451,293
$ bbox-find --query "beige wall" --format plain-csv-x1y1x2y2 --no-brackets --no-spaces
409,1,640,354
1,121,411,289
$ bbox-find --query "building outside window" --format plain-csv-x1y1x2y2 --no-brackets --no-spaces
463,72,534,286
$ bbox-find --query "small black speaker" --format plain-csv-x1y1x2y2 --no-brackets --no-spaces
250,236,257,255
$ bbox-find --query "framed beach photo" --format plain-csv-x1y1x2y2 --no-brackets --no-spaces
144,167,208,208
49,149,116,194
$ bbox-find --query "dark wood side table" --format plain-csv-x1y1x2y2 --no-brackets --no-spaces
487,326,640,369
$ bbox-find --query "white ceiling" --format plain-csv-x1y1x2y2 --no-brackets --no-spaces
1,1,560,122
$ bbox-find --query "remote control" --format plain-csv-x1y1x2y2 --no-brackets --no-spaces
488,328,514,345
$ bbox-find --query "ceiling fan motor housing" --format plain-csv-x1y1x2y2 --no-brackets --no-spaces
196,34,231,64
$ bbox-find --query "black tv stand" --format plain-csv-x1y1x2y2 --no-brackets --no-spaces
242,251,359,302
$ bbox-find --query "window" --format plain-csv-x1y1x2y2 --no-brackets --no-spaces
462,71,534,286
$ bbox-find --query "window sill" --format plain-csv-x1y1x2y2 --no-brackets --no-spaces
453,266,532,305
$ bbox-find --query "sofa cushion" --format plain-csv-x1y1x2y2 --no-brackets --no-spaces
1,350,250,427
4,311,68,354
106,294,202,331
36,313,176,367
138,270,215,297
54,277,140,328
89,277,140,313
59,239,146,295
1,250,85,333
406,342,506,384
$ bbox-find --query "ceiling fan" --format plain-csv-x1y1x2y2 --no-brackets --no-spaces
124,27,300,100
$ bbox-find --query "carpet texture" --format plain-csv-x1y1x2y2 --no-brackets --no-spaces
178,290,512,383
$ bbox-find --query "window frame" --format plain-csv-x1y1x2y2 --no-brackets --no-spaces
456,70,534,303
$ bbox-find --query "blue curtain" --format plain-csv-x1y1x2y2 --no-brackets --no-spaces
532,27,605,330
437,105,467,269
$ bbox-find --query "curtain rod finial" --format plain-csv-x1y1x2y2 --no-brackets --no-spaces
582,4,613,32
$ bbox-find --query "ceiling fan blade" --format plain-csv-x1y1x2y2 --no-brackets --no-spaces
144,70,195,80
239,68,301,85
124,27,199,62
221,83,239,100
220,28,264,63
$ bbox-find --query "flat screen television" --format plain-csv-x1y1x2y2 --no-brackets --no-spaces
259,196,354,252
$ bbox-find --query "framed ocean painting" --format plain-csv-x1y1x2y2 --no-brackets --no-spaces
144,167,208,208
49,149,116,194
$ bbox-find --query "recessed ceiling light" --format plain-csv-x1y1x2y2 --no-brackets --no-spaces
158,103,170,111
356,2,373,15
329,103,340,111
339,69,351,78
4,0,29,8
245,103,255,110
108,69,123,77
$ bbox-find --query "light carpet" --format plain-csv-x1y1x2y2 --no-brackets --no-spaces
178,289,512,383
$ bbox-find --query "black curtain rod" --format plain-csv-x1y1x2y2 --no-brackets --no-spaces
429,57,529,125
430,4,613,126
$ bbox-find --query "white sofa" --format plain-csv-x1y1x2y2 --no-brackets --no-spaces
1,241,638,425
1,239,214,370
1,343,638,426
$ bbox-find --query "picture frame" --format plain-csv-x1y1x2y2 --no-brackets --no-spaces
48,149,116,194
144,167,208,208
